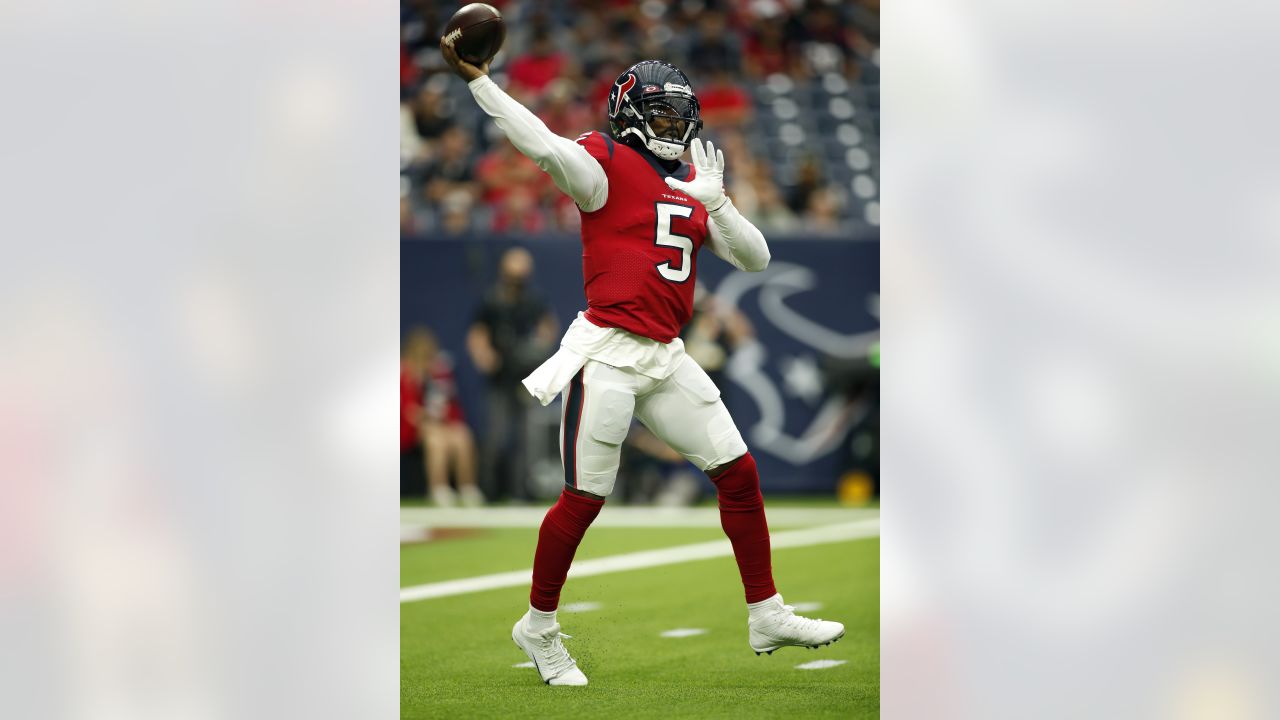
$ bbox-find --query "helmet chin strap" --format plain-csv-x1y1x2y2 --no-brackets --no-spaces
647,138,684,161
621,126,685,161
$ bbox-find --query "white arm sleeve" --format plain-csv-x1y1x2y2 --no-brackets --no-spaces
468,76,608,212
704,198,771,272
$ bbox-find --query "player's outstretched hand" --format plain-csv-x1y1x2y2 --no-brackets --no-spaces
665,139,727,212
440,35,490,82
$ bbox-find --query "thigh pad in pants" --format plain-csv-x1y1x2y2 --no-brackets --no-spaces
563,362,636,497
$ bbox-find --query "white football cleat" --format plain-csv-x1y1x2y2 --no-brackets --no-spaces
748,596,845,655
512,612,589,686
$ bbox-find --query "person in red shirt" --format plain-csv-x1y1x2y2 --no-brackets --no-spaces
506,28,566,100
474,141,549,215
695,67,754,129
743,22,797,80
442,41,845,686
421,328,483,507
400,330,428,497
402,327,483,507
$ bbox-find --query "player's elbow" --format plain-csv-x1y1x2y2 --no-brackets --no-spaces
742,246,770,272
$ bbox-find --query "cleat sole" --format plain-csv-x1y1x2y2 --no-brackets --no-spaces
753,631,845,655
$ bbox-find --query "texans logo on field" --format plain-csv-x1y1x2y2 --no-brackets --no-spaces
708,260,879,467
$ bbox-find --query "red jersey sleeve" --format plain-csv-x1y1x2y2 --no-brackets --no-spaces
575,131,615,172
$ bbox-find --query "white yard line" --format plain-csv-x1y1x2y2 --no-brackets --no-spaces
399,518,879,603
660,628,709,638
795,659,848,670
401,506,877,531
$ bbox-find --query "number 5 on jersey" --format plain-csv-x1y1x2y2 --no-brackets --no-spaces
654,202,694,283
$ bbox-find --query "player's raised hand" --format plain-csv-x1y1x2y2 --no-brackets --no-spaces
665,139,728,212
440,34,490,82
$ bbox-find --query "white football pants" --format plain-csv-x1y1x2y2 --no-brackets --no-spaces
559,356,749,497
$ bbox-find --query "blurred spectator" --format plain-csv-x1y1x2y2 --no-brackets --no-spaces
848,0,881,61
467,248,558,502
743,21,798,80
400,42,421,94
732,153,801,233
744,173,800,234
408,80,456,146
713,128,755,178
400,186,417,236
586,37,632,109
491,188,547,234
788,0,851,75
537,79,593,139
414,328,484,507
565,7,609,78
438,190,475,235
786,155,824,215
475,140,549,214
802,185,845,234
685,11,741,76
507,26,567,100
417,126,479,209
401,101,425,167
695,67,753,129
400,329,428,498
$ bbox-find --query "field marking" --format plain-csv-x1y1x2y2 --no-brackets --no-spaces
660,628,708,638
400,518,878,603
401,506,877,531
561,601,602,613
401,526,430,543
795,659,848,670
512,661,535,668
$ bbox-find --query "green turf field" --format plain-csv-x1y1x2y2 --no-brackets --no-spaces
401,508,879,718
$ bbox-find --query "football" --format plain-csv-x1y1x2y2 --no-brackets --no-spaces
442,3,506,66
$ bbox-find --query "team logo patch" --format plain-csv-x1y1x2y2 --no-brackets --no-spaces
612,74,636,116
643,84,660,93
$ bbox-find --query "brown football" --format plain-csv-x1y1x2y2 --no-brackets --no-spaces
442,3,506,66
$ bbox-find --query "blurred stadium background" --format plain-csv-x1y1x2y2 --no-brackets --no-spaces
401,3,878,713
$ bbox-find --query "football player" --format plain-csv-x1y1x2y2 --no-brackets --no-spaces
441,38,845,686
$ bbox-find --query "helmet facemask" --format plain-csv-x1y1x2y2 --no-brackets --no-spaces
620,94,702,161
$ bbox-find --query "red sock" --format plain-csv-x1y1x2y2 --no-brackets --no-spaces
712,453,777,603
529,489,605,611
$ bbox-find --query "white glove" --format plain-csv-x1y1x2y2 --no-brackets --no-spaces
665,138,728,212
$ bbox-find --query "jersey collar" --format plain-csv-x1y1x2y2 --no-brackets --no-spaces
625,139,692,181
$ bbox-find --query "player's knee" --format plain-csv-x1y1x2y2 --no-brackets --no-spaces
706,450,748,478
565,485,606,501
704,431,748,473
558,485,605,524
701,404,748,471
710,452,761,507
576,435,624,497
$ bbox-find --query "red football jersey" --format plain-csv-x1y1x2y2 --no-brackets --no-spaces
575,131,710,343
